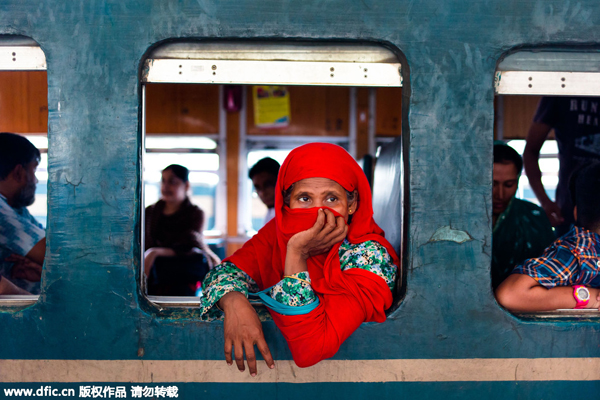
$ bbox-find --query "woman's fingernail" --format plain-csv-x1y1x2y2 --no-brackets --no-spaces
270,364,275,369
251,373,256,377
227,362,232,366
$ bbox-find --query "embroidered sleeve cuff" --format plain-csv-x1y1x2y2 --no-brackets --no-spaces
268,271,317,307
340,240,397,291
199,261,257,318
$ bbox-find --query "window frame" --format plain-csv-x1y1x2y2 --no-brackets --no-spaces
141,40,403,308
0,36,47,306
494,49,600,319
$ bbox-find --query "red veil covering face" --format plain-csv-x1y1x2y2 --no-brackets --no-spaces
226,143,399,367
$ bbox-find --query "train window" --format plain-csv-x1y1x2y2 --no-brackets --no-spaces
141,41,404,309
493,50,600,319
0,36,48,304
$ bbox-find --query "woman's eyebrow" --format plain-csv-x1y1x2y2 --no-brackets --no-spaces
295,191,311,197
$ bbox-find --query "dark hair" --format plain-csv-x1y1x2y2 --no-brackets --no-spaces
569,162,600,230
163,164,189,183
249,157,280,180
0,132,41,180
282,184,357,207
493,143,523,174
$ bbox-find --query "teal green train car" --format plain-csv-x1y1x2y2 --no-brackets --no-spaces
1,1,600,399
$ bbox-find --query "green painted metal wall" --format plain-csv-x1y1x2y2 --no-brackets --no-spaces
1,0,600,396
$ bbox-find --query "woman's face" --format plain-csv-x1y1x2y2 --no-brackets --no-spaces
288,177,357,221
160,169,188,204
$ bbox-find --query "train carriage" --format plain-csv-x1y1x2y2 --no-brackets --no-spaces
1,1,600,398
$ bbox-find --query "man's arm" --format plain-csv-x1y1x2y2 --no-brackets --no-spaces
523,122,564,226
495,273,599,312
0,275,31,295
25,237,45,265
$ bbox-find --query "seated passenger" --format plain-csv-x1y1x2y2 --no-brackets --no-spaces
491,143,555,288
144,164,220,281
0,133,45,295
200,143,399,373
495,162,600,312
249,157,280,226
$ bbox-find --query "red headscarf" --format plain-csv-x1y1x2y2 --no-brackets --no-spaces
226,143,399,367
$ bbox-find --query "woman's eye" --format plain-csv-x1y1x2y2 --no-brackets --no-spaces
326,196,338,203
298,196,310,202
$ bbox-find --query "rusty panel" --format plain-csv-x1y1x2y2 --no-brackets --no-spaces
0,71,48,134
145,83,219,134
376,87,402,137
498,95,550,139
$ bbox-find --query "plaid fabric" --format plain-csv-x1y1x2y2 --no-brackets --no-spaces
512,226,600,288
0,193,45,294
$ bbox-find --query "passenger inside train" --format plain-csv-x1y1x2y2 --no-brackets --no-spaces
523,96,600,236
491,142,554,289
0,132,45,295
199,143,398,373
495,162,600,312
248,157,280,227
144,164,220,296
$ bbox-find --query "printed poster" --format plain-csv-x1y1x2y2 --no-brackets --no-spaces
252,86,291,128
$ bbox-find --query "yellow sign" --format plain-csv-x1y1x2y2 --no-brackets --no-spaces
252,86,291,128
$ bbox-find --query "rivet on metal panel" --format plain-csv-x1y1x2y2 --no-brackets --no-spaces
330,67,334,72
213,71,216,75
561,77,565,81
12,52,16,56
330,74,334,77
212,65,217,70
179,65,182,68
12,58,16,62
364,75,367,78
528,84,532,88
561,84,565,88
179,72,182,75
364,68,368,72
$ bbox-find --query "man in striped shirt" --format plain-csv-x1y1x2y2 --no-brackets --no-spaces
496,162,600,312
0,133,45,295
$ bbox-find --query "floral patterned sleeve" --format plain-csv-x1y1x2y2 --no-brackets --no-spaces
267,271,317,307
199,239,395,318
199,261,259,321
265,240,396,308
339,240,397,290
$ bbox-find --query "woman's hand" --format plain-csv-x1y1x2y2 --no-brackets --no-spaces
287,208,348,261
219,291,275,376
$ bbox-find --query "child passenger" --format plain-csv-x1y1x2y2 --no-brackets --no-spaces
199,143,399,374
495,162,600,312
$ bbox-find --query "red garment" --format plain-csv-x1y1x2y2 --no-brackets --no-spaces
226,143,399,367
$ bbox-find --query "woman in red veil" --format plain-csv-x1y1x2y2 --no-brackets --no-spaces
200,143,399,374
